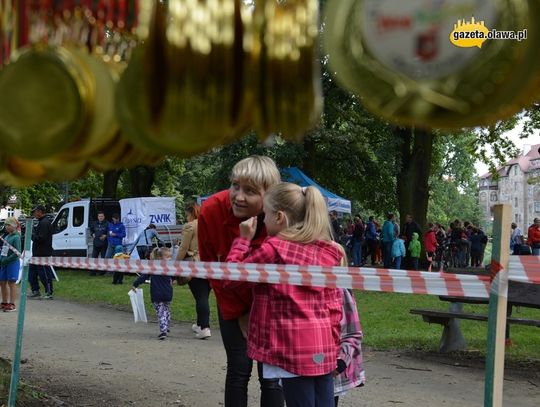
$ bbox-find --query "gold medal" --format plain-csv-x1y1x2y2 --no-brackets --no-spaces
324,0,539,129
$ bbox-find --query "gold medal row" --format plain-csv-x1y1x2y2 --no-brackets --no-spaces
0,0,322,186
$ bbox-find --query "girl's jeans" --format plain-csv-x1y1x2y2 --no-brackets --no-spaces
218,310,284,407
281,373,334,407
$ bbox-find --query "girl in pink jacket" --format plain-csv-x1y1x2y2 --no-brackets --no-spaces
227,183,344,407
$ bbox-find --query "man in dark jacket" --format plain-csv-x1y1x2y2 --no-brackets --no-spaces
365,216,378,265
89,211,109,276
29,204,54,299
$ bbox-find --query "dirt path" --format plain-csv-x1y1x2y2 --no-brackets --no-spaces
1,299,539,406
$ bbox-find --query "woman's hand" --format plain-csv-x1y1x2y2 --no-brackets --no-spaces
239,217,257,240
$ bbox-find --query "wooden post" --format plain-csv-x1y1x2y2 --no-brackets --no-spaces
484,204,511,407
8,218,33,407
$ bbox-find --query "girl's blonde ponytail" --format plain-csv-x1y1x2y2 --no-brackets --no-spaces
265,183,333,244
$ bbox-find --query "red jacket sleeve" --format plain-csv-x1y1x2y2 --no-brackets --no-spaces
223,238,278,290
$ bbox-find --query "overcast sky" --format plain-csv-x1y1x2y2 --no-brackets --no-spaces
474,123,540,176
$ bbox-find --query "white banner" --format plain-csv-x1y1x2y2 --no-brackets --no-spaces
120,197,176,245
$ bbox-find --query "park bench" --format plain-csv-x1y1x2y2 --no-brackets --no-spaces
410,270,540,352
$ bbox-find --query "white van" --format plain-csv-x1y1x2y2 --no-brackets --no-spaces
51,198,182,257
51,199,121,257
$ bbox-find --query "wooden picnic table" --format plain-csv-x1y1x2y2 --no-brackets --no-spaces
410,267,540,352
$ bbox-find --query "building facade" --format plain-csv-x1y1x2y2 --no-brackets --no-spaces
479,144,540,235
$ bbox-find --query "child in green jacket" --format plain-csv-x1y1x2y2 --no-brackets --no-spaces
409,232,421,270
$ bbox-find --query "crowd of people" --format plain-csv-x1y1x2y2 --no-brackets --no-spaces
332,212,540,272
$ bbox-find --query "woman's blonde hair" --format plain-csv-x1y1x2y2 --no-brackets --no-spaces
230,155,281,192
150,247,172,260
264,183,333,243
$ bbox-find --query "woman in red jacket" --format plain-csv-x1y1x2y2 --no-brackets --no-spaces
528,218,540,255
198,156,283,407
227,183,344,407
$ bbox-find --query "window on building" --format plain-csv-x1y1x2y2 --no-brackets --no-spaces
490,192,498,202
515,214,519,223
535,202,540,213
7,208,14,217
514,182,518,192
514,197,518,207
514,165,518,175
480,192,487,202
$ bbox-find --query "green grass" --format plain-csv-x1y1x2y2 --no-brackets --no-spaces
51,270,540,362
356,291,540,361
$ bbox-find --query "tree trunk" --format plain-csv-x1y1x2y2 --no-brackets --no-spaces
103,170,123,199
129,166,155,197
395,127,434,232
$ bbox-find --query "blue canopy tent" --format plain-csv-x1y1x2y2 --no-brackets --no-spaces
281,167,351,214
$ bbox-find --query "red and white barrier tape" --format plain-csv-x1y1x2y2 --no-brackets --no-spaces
29,256,494,298
0,234,24,259
508,255,540,285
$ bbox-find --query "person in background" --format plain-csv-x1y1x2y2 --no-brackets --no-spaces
28,204,54,299
374,220,383,265
528,218,540,255
403,214,422,269
391,234,406,270
408,232,421,270
333,289,365,407
510,222,524,255
177,203,212,340
105,213,126,259
226,183,343,407
382,213,395,268
423,223,438,272
112,245,130,284
132,224,162,260
351,216,365,267
89,211,109,276
198,155,284,407
329,210,341,241
132,247,174,339
470,228,484,267
0,217,21,312
365,216,378,266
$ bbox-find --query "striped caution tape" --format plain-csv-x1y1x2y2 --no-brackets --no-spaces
28,256,495,298
508,255,540,284
0,234,24,259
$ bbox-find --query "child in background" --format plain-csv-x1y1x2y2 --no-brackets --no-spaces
334,289,365,406
227,183,343,407
132,247,174,340
408,232,421,270
391,234,406,270
0,217,22,312
112,245,130,285
423,224,438,272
